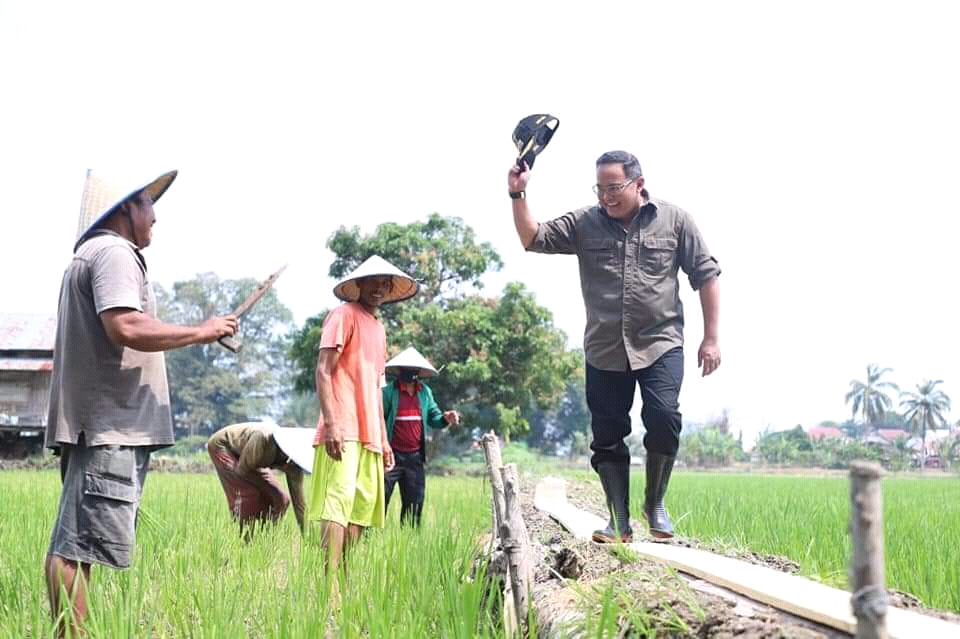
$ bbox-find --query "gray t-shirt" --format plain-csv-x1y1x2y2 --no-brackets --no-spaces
46,231,174,450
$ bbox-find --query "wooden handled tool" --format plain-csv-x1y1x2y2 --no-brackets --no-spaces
218,264,288,353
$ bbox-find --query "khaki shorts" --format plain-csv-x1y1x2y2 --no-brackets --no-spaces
306,442,384,529
47,436,150,569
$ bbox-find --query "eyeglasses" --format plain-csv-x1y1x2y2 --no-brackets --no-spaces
592,178,636,196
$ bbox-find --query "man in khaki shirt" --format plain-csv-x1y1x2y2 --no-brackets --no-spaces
45,169,238,638
507,150,721,543
207,422,308,537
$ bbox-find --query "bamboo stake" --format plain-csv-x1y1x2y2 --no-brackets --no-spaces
482,432,518,635
849,461,888,639
500,463,534,628
482,432,507,539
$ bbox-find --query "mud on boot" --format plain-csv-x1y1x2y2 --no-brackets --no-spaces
643,452,675,540
591,461,633,543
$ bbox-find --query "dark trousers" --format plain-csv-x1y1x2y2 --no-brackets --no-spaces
384,450,426,527
586,346,684,469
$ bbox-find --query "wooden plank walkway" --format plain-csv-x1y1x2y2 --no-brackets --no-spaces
534,477,960,639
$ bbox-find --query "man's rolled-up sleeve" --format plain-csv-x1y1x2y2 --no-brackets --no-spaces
678,210,721,290
527,211,579,255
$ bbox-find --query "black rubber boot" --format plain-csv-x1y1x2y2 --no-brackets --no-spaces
591,461,633,543
644,453,676,540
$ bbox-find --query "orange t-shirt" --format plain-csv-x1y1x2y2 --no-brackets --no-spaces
312,302,387,453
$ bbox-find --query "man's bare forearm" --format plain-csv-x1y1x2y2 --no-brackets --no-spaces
512,198,539,249
315,369,338,426
287,470,306,531
103,312,208,352
699,277,719,341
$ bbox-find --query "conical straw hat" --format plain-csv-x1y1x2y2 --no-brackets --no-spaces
74,169,177,251
332,255,418,304
272,427,316,474
385,346,439,378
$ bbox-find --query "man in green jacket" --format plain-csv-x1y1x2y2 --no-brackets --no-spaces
382,347,459,527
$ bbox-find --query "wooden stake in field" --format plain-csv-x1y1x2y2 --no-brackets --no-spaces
482,432,507,541
501,463,534,627
849,461,889,639
482,432,534,638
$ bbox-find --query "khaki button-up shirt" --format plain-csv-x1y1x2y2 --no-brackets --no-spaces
208,423,306,526
528,198,720,372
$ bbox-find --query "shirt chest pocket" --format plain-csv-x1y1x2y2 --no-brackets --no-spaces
640,236,678,274
582,238,621,271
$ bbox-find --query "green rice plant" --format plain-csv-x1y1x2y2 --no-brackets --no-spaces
573,571,697,639
0,471,503,638
650,472,960,612
3,466,957,638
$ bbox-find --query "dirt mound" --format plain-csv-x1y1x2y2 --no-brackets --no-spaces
520,480,845,638
557,477,960,626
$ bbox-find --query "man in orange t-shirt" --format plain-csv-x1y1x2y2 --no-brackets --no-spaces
306,255,418,582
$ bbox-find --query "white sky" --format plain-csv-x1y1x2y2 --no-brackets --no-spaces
1,1,957,445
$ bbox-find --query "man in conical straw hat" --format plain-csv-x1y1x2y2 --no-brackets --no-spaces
44,169,238,637
306,255,417,584
382,346,459,527
207,421,314,539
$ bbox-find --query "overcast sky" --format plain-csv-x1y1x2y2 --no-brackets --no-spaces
1,1,957,445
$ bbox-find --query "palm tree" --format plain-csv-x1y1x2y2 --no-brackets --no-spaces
900,380,951,467
845,365,898,436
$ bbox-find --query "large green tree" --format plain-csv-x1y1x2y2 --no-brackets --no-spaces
526,358,589,454
290,215,580,442
290,213,501,392
387,283,580,441
845,364,898,435
900,379,951,466
328,213,503,309
157,273,295,437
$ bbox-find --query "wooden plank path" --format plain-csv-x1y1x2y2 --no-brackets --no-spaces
534,477,960,639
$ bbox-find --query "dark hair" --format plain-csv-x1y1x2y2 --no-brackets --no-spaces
596,151,642,180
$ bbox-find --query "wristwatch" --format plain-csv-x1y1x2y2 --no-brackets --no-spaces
509,191,525,200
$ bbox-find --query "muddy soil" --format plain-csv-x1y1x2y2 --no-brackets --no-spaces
520,477,960,638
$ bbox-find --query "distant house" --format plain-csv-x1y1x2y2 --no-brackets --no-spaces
860,428,911,448
807,426,846,441
0,312,56,456
877,428,910,442
905,428,958,455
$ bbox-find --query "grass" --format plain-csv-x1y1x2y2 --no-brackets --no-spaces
567,568,703,639
658,472,960,612
0,471,499,639
2,465,957,637
561,466,959,613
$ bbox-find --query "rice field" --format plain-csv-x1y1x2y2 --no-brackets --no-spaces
0,471,499,639
644,471,960,613
0,468,957,638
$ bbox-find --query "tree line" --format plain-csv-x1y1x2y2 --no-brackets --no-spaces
155,213,958,471
678,365,959,471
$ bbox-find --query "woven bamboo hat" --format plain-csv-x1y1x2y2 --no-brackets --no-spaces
385,346,439,378
272,427,316,474
332,255,418,304
74,169,177,252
